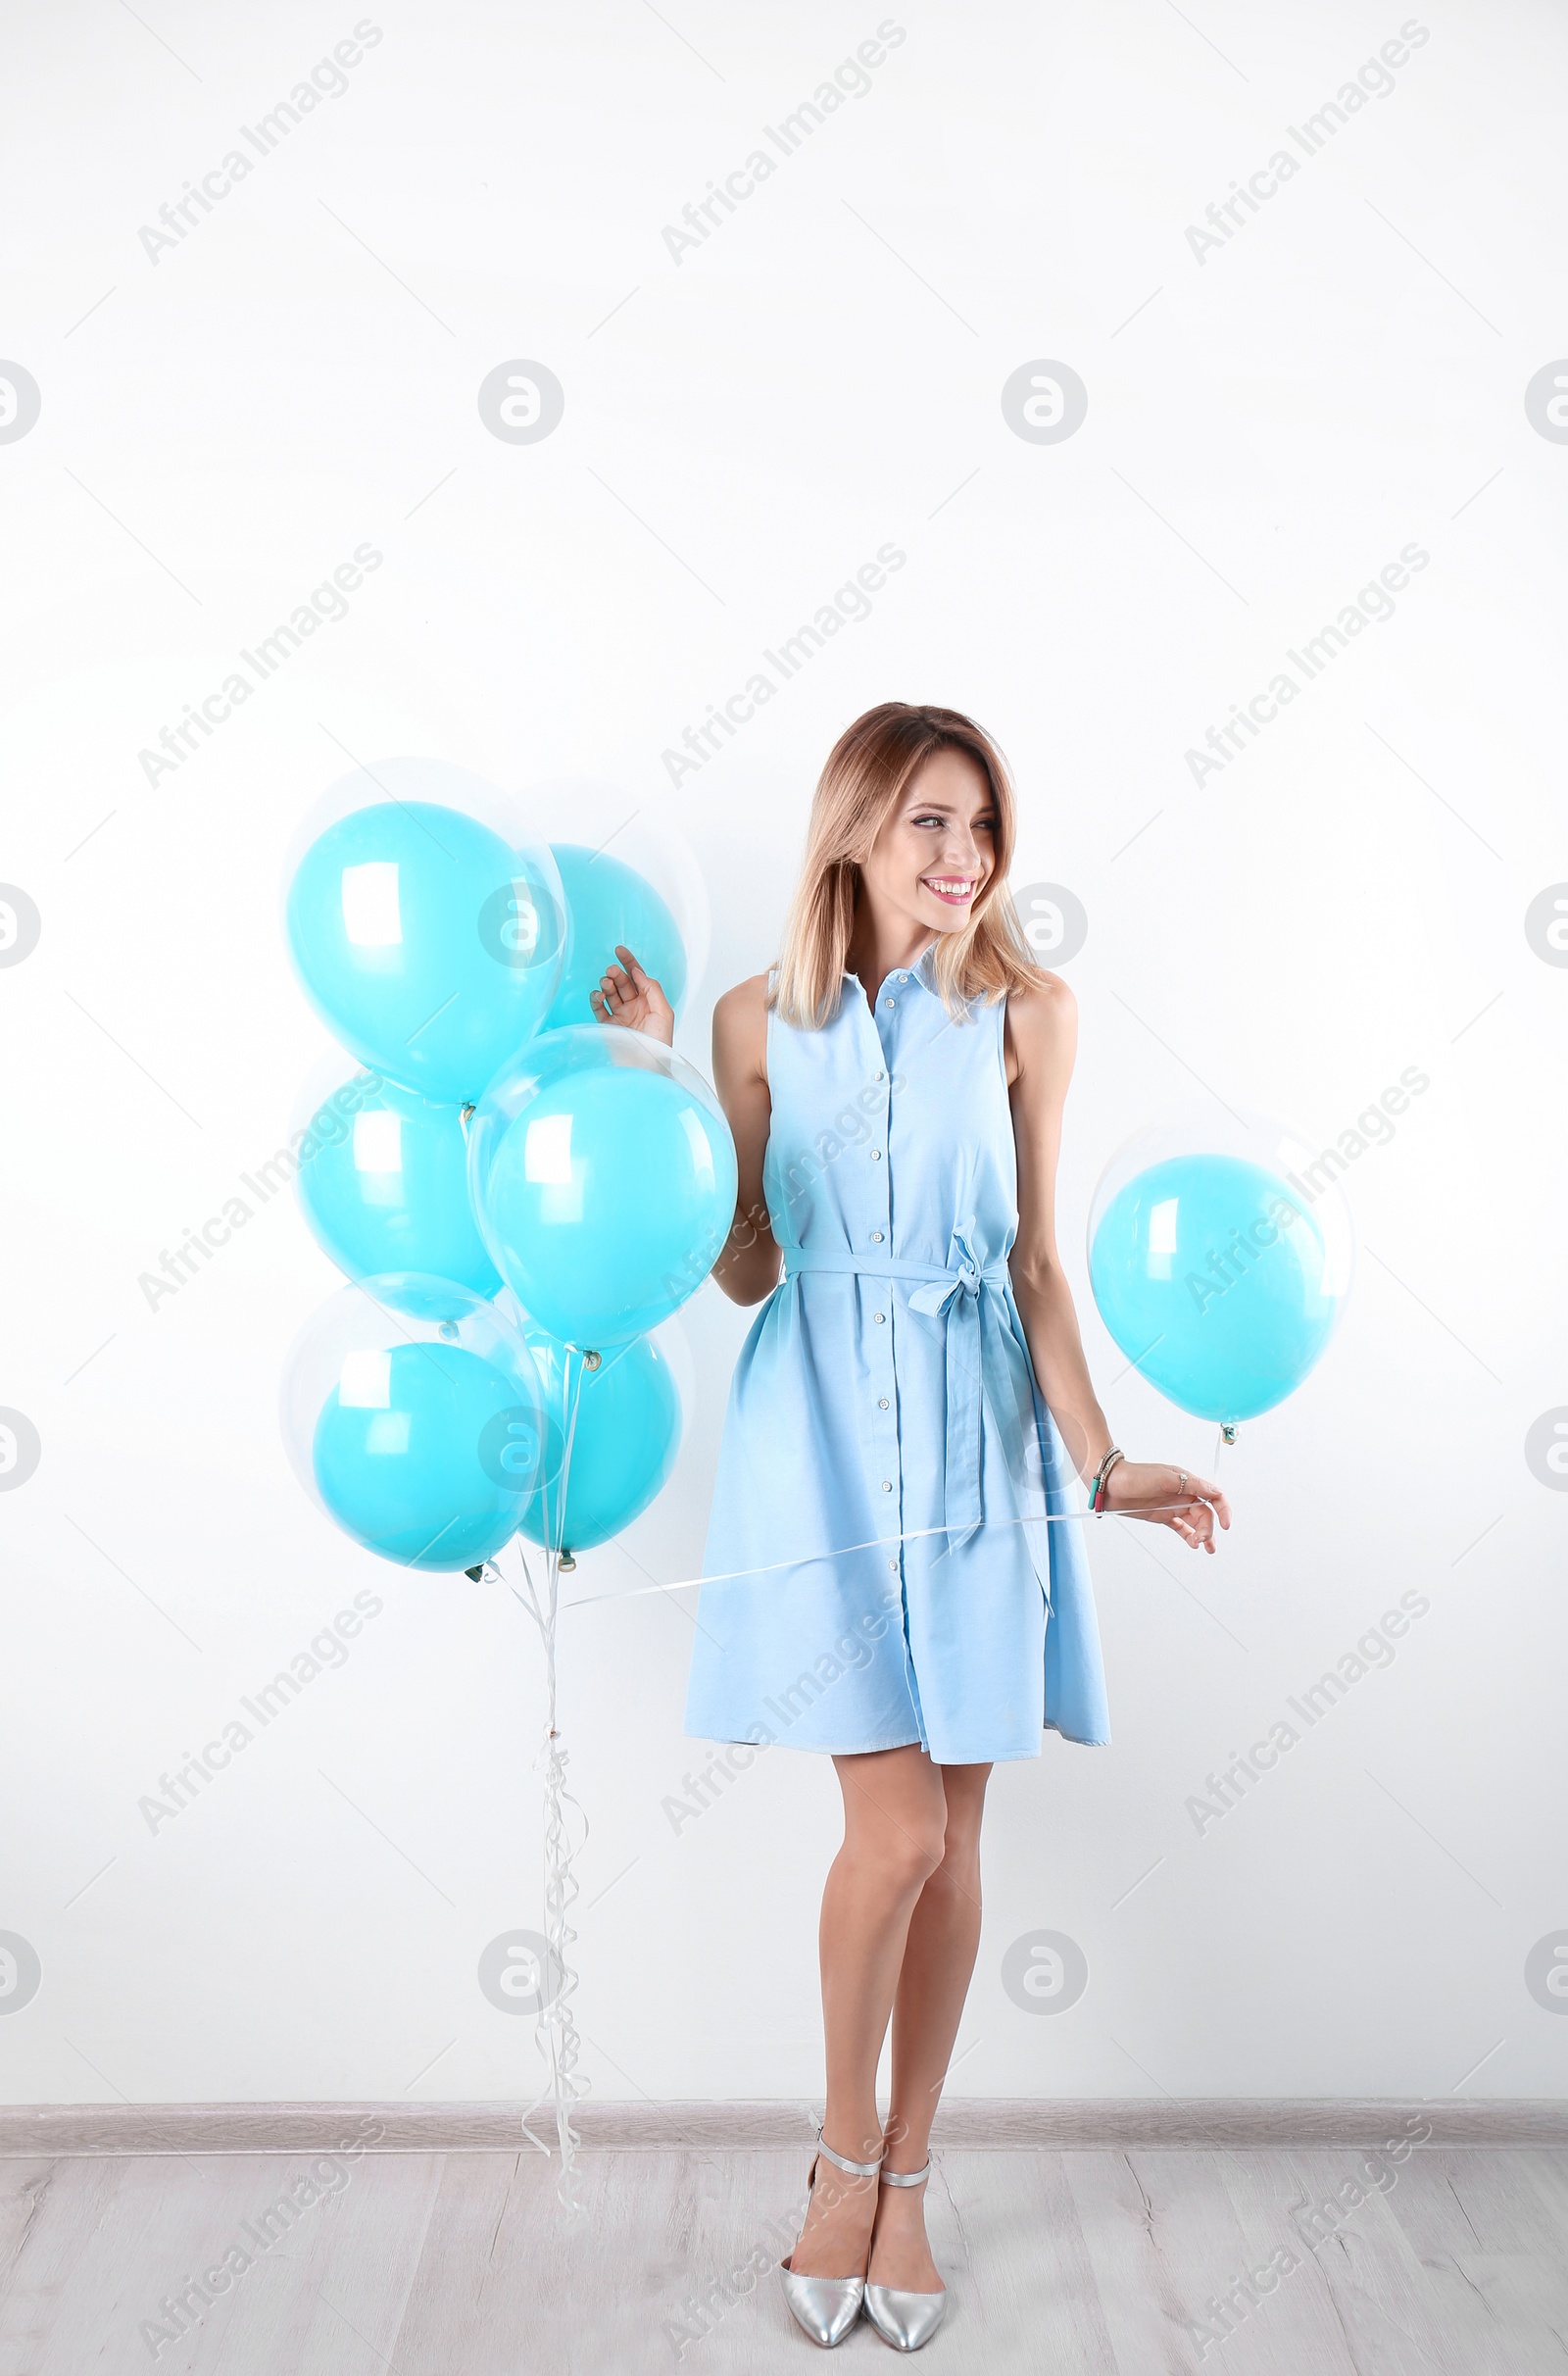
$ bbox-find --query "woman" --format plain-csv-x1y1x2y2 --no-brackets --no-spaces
593,703,1229,2352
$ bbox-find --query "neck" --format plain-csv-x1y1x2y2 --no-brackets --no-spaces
845,910,936,1010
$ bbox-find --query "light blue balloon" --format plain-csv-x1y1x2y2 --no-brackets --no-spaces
312,1338,542,1570
1089,1154,1342,1422
544,844,688,1028
468,1026,738,1348
519,1332,681,1553
285,801,564,1104
295,1072,500,1295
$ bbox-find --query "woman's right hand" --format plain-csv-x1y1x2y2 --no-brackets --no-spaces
590,944,674,1046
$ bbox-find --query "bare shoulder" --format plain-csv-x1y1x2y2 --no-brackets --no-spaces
713,969,772,1034
711,970,772,1077
1004,969,1077,1084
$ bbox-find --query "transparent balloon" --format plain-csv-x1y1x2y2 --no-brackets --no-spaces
496,1290,694,1439
281,759,565,1105
279,754,534,879
544,843,688,1030
496,778,710,1023
291,1063,501,1297
648,1309,696,1443
468,1025,738,1350
279,1274,546,1569
514,1328,682,1555
1088,1106,1354,1424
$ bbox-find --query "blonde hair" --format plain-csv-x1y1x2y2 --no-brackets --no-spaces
772,702,1047,1028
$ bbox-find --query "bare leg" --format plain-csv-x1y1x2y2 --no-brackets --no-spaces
869,1760,993,2292
786,1745,949,2279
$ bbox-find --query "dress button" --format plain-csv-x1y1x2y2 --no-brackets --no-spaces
881,1480,893,1492
874,1070,884,1082
873,1312,885,1324
878,1397,889,1410
870,1148,881,1161
884,999,895,1009
870,1230,884,1243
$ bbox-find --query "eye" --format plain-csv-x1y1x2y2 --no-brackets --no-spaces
906,810,997,839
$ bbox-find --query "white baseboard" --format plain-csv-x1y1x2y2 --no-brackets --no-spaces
2,2097,1564,2155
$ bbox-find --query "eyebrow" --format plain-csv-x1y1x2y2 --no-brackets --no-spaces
905,798,999,817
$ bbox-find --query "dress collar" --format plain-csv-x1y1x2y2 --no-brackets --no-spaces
842,941,940,996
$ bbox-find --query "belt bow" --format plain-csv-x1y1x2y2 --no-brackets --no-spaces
782,1226,1007,1550
906,1227,999,1546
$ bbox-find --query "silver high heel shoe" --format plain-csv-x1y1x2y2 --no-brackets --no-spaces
778,2123,884,2348
863,2159,948,2351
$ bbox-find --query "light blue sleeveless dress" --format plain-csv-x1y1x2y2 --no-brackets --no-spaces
682,944,1110,1763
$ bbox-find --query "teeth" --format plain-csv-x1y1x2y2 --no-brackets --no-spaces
925,877,973,894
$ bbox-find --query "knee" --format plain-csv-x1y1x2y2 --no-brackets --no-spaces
892,1816,950,1890
856,1815,946,1895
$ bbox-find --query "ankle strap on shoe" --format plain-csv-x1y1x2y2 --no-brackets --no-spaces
813,2123,885,2179
878,2160,931,2187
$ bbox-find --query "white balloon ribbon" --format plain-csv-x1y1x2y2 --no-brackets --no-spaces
486,1355,592,2210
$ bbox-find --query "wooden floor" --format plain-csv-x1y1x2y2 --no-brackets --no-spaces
3,2140,1566,2373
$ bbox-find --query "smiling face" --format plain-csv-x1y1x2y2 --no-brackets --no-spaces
859,745,998,940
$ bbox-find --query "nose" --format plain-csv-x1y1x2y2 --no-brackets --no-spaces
940,824,986,879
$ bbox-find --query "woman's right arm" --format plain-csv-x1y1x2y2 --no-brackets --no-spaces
591,946,780,1307
710,973,782,1307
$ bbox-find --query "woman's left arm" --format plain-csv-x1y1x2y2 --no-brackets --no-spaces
1006,977,1231,1555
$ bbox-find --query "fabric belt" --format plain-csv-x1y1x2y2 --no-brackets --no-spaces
781,1237,1010,1549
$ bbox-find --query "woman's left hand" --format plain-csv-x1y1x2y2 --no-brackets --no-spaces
1098,1460,1230,1553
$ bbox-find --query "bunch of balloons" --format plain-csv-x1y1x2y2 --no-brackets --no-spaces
1088,1107,1355,1439
278,759,735,1573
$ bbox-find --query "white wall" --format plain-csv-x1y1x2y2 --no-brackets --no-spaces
2,0,1565,2109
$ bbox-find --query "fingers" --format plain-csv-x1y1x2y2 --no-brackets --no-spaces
1164,1492,1218,1553
1120,1461,1228,1552
1186,1472,1232,1529
613,944,672,1011
601,959,659,1007
594,965,633,1027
